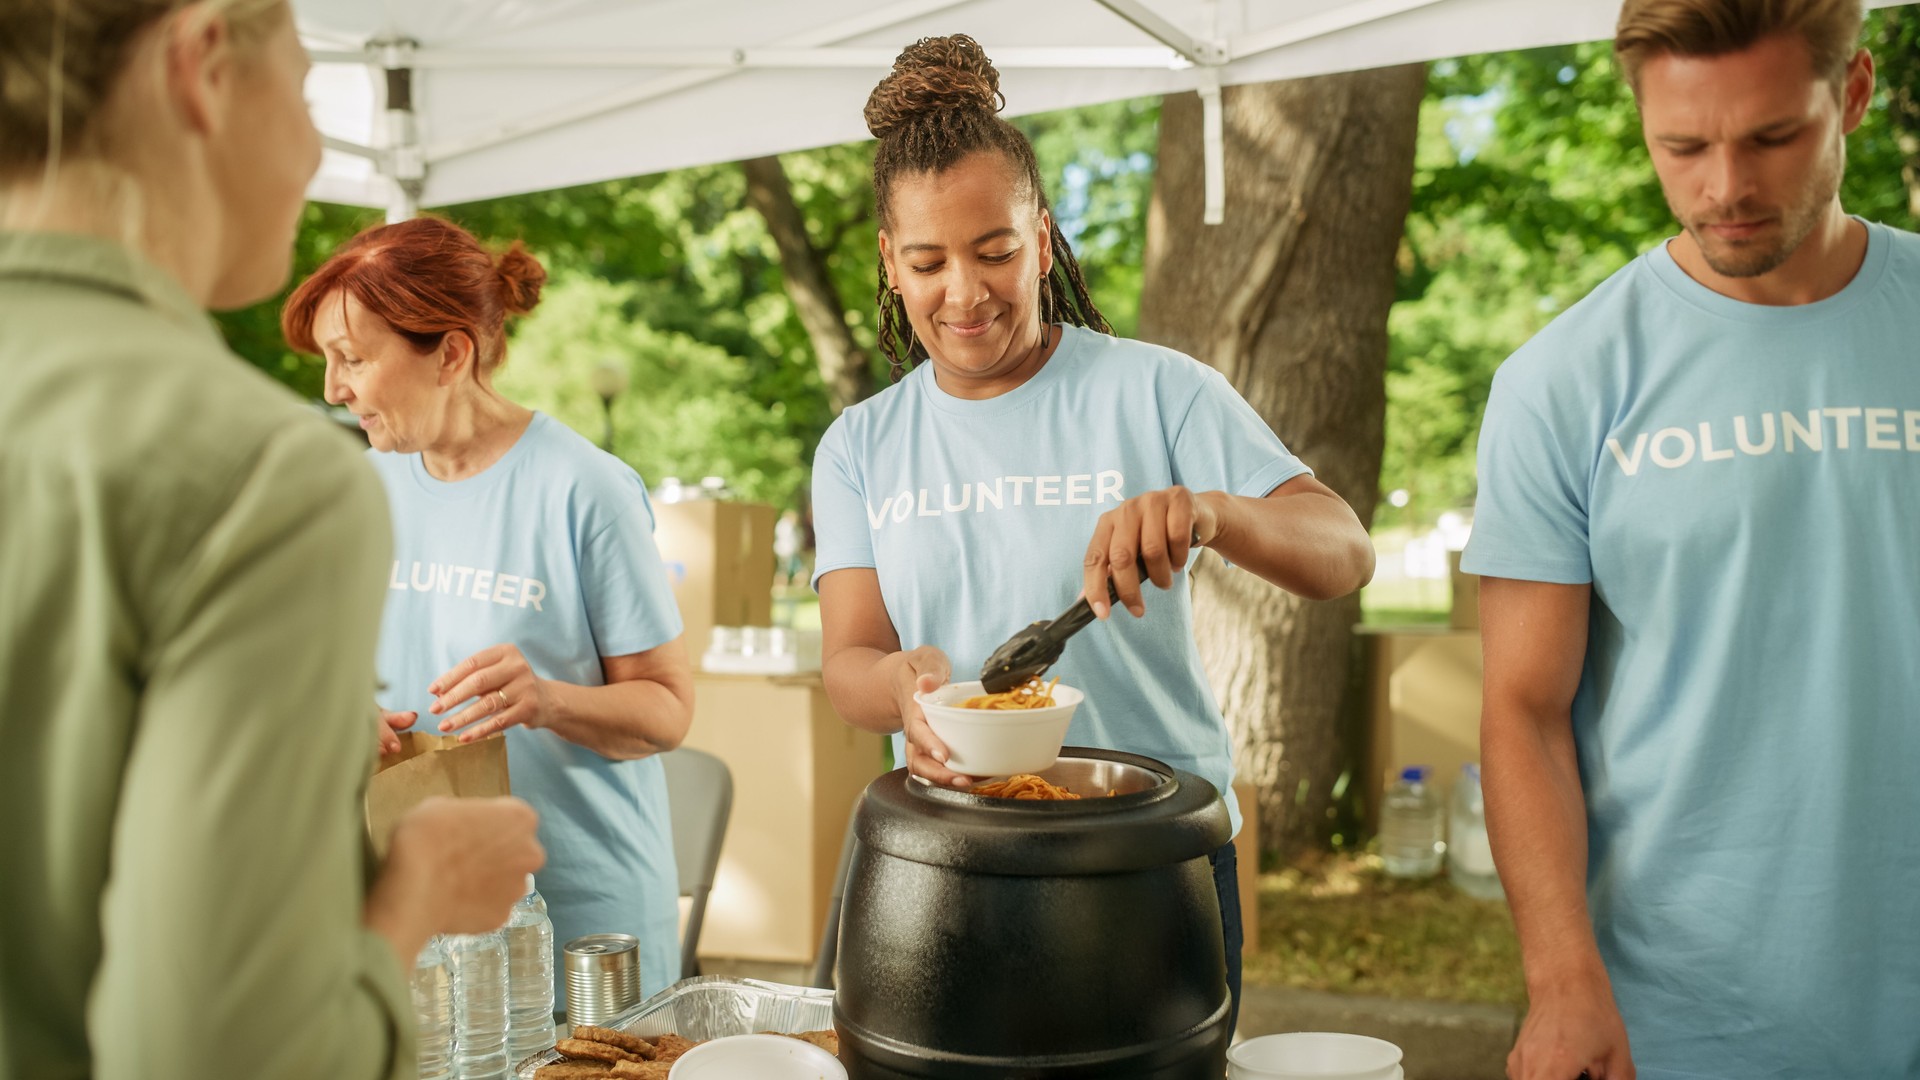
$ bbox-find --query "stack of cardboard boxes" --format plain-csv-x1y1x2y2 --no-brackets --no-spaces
654,499,885,966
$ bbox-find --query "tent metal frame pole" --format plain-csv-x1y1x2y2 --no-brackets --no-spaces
1228,0,1453,60
374,38,424,223
421,0,974,168
322,135,378,160
311,45,1186,70
1090,0,1226,65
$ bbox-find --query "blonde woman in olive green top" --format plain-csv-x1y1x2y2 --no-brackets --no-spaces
0,3,544,1079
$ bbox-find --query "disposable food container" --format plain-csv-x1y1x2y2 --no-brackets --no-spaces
913,680,1082,775
514,976,835,1077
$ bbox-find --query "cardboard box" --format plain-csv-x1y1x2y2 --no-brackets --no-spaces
653,500,777,660
365,731,512,859
1448,549,1480,630
681,673,887,964
1359,626,1483,831
1231,780,1260,955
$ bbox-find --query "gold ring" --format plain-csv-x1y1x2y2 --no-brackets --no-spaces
495,689,509,712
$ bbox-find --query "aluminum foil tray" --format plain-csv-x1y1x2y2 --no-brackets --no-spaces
515,976,837,1077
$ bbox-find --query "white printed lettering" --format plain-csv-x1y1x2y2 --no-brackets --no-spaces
454,566,476,596
1822,407,1862,450
1865,408,1900,450
410,562,435,591
1651,428,1695,469
1606,434,1649,477
1909,410,1920,452
520,579,547,611
861,467,1129,529
472,570,494,603
1699,422,1734,462
389,562,405,589
1782,411,1822,452
435,564,454,592
493,575,519,605
1734,414,1775,456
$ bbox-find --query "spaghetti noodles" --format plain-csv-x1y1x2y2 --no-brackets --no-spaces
969,774,1083,800
958,675,1060,710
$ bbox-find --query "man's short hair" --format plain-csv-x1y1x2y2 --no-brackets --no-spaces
1615,0,1865,92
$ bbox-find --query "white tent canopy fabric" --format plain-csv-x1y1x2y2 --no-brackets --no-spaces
298,0,1909,219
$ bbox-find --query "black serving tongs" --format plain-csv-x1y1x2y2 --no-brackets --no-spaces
979,557,1160,694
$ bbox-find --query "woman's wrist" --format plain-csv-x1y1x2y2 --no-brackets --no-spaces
1196,489,1236,550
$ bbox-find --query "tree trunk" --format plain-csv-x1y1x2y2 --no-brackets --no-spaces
1137,67,1425,859
742,155,876,412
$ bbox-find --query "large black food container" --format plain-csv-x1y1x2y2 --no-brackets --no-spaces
835,747,1233,1079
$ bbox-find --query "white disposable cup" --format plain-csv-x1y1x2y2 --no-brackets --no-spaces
913,680,1083,777
1227,1032,1404,1080
666,1033,846,1079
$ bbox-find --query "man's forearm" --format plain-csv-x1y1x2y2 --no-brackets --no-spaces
1483,705,1611,992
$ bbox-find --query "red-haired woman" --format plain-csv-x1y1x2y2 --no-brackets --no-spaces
284,216,695,1002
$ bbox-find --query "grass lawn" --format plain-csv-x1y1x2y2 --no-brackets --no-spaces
1245,851,1526,1009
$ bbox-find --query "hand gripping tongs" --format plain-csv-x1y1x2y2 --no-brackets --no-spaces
978,556,1164,694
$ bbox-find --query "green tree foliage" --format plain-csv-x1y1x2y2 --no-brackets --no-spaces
213,98,1160,511
1385,14,1919,526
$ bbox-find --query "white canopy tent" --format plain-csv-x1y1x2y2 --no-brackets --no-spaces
298,0,1910,222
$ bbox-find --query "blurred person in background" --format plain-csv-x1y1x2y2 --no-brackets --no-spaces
0,3,544,1079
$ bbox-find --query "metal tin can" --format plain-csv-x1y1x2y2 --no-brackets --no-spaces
562,933,642,1026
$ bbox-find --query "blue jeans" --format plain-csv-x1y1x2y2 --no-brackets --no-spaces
1210,841,1244,1040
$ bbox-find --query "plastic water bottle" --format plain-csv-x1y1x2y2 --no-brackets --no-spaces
449,929,511,1080
411,936,453,1080
505,875,557,1064
1448,763,1506,901
1380,765,1445,878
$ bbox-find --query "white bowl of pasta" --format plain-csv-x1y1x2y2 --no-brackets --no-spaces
914,678,1083,777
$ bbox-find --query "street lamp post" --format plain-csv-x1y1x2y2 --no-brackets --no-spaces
588,360,630,453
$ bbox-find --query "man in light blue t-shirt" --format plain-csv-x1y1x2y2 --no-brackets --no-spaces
1464,4,1920,1079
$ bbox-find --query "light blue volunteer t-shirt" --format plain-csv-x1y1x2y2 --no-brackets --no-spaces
1462,221,1920,1079
369,412,685,1001
812,324,1311,837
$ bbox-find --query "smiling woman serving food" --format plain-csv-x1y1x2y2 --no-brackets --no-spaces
811,34,1376,1033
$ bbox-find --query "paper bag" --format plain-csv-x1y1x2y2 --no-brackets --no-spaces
365,731,512,859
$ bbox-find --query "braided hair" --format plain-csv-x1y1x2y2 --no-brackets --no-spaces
864,34,1110,380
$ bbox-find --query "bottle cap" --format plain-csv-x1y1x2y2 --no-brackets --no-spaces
525,873,537,897
1399,765,1429,782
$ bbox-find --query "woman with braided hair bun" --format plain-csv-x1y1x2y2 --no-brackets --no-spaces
812,34,1376,1037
